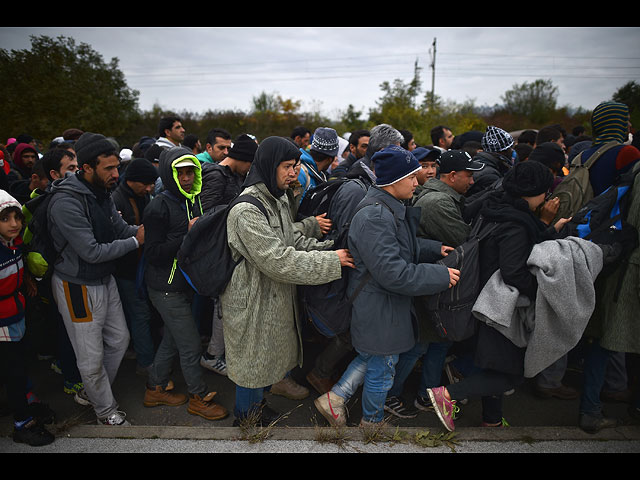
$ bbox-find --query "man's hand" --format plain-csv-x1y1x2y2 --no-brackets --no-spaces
188,217,199,231
336,249,355,268
135,224,145,245
441,245,454,257
539,196,560,225
315,213,332,235
448,268,460,288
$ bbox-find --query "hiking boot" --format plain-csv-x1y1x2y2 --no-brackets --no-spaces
384,395,418,418
144,384,188,407
98,410,130,426
314,391,347,427
427,386,459,432
270,376,309,400
232,399,283,427
534,384,579,400
187,392,228,420
200,354,228,376
579,412,617,434
306,370,334,395
13,418,55,447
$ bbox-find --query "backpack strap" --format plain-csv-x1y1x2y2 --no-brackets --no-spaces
571,141,620,169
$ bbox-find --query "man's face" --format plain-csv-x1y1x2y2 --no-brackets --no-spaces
449,170,475,195
177,166,196,193
276,159,299,190
236,161,252,177
207,137,232,162
85,154,120,190
166,121,185,144
295,133,310,150
440,129,454,150
128,181,155,197
20,149,38,169
388,173,418,200
416,160,438,185
58,154,78,178
351,136,370,159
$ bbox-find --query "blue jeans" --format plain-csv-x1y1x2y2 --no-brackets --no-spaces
116,277,155,368
234,386,267,418
147,288,207,397
332,350,399,423
580,339,614,416
388,340,451,399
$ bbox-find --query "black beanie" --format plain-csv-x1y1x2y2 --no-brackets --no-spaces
503,160,553,198
125,158,158,184
528,142,565,170
228,134,258,162
75,132,118,166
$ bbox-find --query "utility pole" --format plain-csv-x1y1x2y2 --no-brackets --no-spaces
429,37,436,109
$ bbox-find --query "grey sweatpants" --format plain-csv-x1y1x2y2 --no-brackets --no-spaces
51,273,130,420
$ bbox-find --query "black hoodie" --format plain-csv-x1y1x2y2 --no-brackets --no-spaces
142,146,203,292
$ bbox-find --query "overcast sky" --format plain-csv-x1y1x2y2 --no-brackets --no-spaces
1,26,639,121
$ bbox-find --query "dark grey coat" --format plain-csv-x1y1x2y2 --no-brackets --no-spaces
347,186,451,355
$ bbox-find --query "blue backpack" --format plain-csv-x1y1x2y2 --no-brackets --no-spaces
566,162,640,276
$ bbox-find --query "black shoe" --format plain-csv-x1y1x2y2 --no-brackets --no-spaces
414,395,434,412
13,418,55,446
26,402,56,425
579,412,617,434
384,396,418,418
232,400,283,427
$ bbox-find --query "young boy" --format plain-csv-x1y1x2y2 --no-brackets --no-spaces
0,189,55,446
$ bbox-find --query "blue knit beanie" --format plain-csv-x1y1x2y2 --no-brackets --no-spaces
373,145,421,187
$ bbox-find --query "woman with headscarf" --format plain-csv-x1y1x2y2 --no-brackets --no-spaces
219,136,354,426
426,160,572,432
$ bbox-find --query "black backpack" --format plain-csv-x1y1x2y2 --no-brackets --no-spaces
298,198,395,338
177,194,267,298
415,215,498,342
296,176,366,221
22,191,68,279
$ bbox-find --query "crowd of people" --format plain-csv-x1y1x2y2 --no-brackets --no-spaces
1,100,640,447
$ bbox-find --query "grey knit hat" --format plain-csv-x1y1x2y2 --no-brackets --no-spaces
310,127,339,156
481,126,514,153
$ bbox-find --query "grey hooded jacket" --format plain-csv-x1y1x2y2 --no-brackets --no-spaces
47,173,139,285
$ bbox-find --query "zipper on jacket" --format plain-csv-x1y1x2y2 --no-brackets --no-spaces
168,258,177,284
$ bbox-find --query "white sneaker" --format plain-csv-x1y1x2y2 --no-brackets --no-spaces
200,354,227,376
74,388,92,406
98,410,130,426
314,392,347,427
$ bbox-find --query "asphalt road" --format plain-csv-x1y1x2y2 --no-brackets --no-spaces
2,328,640,453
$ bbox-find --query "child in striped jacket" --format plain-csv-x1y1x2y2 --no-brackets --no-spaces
0,189,54,446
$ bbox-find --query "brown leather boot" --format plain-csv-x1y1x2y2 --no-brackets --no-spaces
187,392,229,420
143,384,188,407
